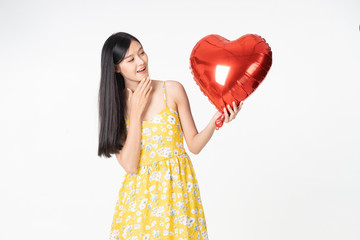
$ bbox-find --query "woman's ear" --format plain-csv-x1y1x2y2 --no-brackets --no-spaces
114,64,121,73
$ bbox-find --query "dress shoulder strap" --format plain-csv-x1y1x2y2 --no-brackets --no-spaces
162,81,167,108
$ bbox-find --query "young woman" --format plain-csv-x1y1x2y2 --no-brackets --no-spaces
98,32,243,240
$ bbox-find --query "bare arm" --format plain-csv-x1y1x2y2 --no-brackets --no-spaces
170,81,243,155
115,116,142,174
189,114,220,154
169,81,215,154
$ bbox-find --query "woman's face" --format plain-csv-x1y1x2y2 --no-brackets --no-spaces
116,40,149,82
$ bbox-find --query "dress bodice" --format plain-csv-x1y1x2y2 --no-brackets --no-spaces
125,82,186,166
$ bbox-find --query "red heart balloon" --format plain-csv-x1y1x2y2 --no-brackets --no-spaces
189,34,272,130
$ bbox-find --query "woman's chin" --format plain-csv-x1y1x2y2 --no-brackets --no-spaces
137,73,149,80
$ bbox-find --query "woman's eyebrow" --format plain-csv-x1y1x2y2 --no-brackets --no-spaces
124,47,143,59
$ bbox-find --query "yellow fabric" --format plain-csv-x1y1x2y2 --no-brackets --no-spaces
109,81,209,240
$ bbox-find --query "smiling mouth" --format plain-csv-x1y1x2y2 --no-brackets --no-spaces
137,67,146,73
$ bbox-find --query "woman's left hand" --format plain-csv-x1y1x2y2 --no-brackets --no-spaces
223,100,244,123
213,100,244,123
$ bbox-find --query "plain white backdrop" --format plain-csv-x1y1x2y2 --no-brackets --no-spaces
1,0,359,239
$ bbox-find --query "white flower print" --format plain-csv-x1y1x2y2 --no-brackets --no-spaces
176,180,183,188
152,229,160,238
140,166,146,174
150,171,161,182
156,206,164,217
167,115,175,124
176,201,185,209
156,147,171,158
152,135,163,143
178,215,186,225
187,217,195,227
141,139,145,149
152,115,162,123
187,182,193,192
151,220,157,227
168,209,177,216
143,127,151,136
150,151,155,158
129,201,137,212
164,147,171,156
110,230,119,240
151,194,159,202
145,143,152,151
139,198,148,210
164,169,171,180
201,230,209,239
125,224,132,232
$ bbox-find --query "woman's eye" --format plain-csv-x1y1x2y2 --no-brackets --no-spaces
141,51,145,55
128,58,134,62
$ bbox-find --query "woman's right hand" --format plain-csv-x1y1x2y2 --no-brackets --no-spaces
126,76,152,120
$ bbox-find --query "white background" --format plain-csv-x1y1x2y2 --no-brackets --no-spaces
1,0,359,239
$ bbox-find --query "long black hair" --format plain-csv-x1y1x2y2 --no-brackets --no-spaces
98,32,142,158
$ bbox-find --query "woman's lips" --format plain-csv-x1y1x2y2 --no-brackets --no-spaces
137,67,147,74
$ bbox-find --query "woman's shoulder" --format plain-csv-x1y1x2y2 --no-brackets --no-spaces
154,80,187,107
152,79,184,92
164,80,184,92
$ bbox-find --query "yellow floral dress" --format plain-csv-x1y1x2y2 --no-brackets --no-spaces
109,81,209,240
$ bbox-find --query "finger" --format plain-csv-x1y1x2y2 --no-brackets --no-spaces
144,81,153,96
223,107,229,123
145,86,152,98
239,101,244,111
127,88,133,99
232,101,238,113
139,76,151,96
142,76,152,96
135,77,148,93
227,104,235,121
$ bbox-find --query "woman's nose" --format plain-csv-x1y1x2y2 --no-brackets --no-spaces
136,56,144,65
